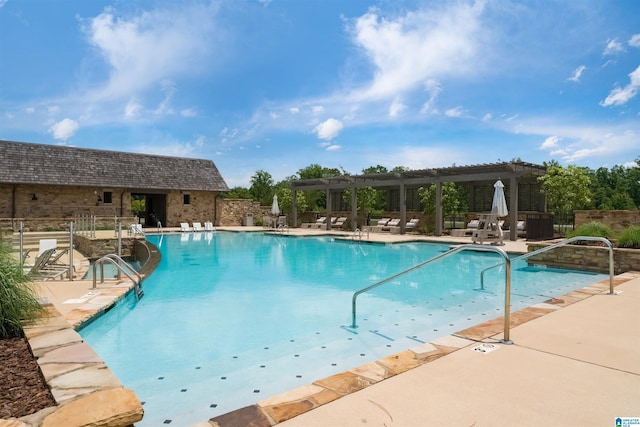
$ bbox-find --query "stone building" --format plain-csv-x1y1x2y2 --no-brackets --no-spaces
0,140,228,228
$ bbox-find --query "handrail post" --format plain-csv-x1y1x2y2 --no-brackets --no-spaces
351,244,513,343
502,255,512,344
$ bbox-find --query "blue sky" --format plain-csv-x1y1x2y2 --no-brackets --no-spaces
1,0,639,187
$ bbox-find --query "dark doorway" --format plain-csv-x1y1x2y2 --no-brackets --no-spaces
132,193,167,227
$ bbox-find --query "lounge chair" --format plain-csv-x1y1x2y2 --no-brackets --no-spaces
405,218,420,232
129,224,144,236
382,218,400,231
180,223,191,232
334,217,348,228
204,221,214,231
192,222,203,232
263,216,274,229
26,248,68,280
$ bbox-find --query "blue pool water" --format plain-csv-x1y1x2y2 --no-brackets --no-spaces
79,232,606,426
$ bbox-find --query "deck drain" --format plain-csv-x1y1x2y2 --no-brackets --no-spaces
210,404,218,408
180,389,187,392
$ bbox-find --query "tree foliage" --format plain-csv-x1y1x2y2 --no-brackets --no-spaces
538,164,592,232
249,170,275,206
418,182,468,218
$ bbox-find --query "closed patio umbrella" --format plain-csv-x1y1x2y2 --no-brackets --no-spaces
271,194,280,216
491,179,508,217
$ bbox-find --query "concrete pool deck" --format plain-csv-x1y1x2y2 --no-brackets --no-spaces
12,227,639,427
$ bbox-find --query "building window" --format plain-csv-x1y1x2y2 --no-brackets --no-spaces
183,194,191,205
103,191,113,204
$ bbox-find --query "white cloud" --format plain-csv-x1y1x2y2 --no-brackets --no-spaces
567,65,586,82
380,146,470,170
348,2,486,100
314,118,343,140
600,65,640,107
540,136,561,150
628,34,640,48
482,113,492,122
81,4,217,101
603,38,625,56
124,99,142,118
25,107,35,114
289,107,299,114
49,118,79,141
180,108,196,117
389,97,406,117
445,106,464,117
503,116,639,164
48,105,60,114
0,0,7,8
326,144,342,151
312,105,325,114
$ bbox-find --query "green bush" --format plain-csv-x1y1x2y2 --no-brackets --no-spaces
0,242,45,338
569,221,614,239
618,226,640,249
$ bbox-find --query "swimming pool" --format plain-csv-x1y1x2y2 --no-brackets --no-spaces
79,232,606,426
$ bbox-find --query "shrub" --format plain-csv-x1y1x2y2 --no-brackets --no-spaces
569,221,614,240
0,242,45,338
618,226,640,249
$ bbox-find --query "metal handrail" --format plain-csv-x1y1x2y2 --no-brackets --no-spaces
351,244,513,344
352,228,370,241
480,236,615,294
92,254,144,299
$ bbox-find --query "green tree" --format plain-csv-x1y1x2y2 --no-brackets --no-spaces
417,182,467,227
220,186,252,199
131,196,145,217
249,170,274,206
295,164,343,211
538,164,592,234
276,187,308,216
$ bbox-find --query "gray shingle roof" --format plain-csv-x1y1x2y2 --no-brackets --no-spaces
0,140,229,191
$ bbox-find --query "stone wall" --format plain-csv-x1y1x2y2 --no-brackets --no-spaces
527,242,640,274
0,184,130,218
166,190,215,227
74,234,137,259
217,199,270,226
575,210,640,232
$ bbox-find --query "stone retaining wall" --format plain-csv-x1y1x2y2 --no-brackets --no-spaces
73,234,137,259
574,210,640,232
527,241,640,274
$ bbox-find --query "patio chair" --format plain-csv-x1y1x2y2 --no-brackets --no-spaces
263,216,273,229
204,221,214,231
405,218,420,232
334,217,348,228
192,222,203,232
180,223,191,232
26,248,68,280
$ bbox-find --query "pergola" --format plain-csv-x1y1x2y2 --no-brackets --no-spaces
290,161,547,241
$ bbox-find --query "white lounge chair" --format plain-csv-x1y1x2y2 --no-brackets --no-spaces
204,221,214,231
405,218,420,232
180,223,191,232
192,222,203,232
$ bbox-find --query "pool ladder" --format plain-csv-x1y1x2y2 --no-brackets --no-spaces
350,236,616,345
479,236,614,293
92,254,144,300
352,228,369,241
